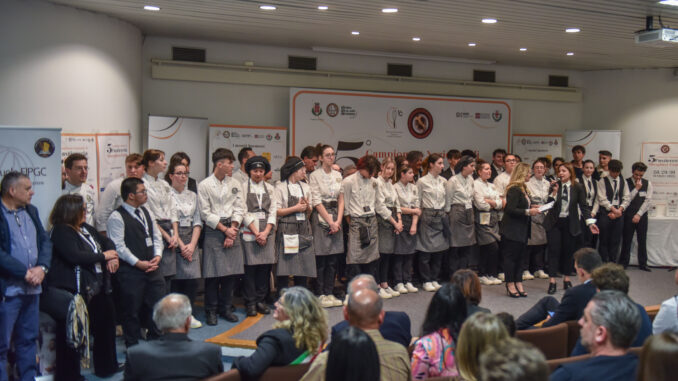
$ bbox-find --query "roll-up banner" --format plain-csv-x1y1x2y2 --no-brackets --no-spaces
564,130,621,163
512,134,563,164
148,115,209,180
641,142,678,205
96,133,130,193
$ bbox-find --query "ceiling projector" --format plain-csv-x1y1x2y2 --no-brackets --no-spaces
635,28,678,46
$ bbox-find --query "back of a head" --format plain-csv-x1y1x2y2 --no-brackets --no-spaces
347,274,379,295
592,263,629,294
637,332,678,381
573,247,603,274
451,269,482,306
479,338,548,381
275,286,328,354
325,326,380,381
347,289,383,329
457,312,510,381
153,293,192,333
495,312,516,337
589,290,640,350
421,283,467,338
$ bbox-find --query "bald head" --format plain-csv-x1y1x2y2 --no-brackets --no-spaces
347,274,379,295
153,293,192,333
346,289,383,329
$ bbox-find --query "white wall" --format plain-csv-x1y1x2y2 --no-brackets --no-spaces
0,0,142,149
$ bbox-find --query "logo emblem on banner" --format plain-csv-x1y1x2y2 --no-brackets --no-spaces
34,138,55,158
407,108,433,139
492,110,503,122
222,131,230,139
312,102,323,117
661,145,670,154
327,103,339,117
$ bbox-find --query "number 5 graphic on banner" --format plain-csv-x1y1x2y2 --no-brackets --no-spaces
335,141,364,165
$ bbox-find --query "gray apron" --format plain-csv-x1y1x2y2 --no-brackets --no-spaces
377,206,397,254
417,208,448,252
311,200,344,256
175,225,201,279
528,195,548,246
347,215,380,264
202,218,244,278
394,213,417,255
275,183,316,277
449,204,476,247
157,219,176,277
241,181,276,266
474,208,500,246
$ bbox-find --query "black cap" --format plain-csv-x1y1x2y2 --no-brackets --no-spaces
245,156,271,175
280,157,304,181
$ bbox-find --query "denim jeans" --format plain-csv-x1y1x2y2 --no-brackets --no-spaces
0,294,39,381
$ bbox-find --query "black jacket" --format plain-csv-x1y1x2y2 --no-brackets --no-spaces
500,186,531,243
543,181,593,236
543,281,597,328
232,328,307,381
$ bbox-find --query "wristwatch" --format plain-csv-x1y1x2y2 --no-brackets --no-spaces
40,265,48,274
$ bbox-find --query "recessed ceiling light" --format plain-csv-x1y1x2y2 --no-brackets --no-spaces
659,0,678,6
482,18,497,24
566,52,575,56
143,5,160,11
565,28,581,33
412,37,421,41
382,8,398,13
259,5,276,10
317,5,329,10
468,42,477,47
519,47,527,51
351,31,360,35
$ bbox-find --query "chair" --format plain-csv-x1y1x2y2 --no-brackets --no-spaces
645,305,660,322
547,353,592,372
516,322,569,360
564,320,581,355
203,364,311,381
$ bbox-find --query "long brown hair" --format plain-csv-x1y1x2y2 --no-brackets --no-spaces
559,162,579,185
49,194,85,229
422,153,443,176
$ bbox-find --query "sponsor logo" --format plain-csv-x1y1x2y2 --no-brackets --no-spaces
475,112,490,120
327,103,339,117
387,107,403,129
492,110,503,122
106,144,127,154
456,112,472,119
274,133,281,140
312,102,323,116
407,108,433,139
341,105,357,118
661,145,670,154
222,131,230,138
266,134,272,141
34,138,55,158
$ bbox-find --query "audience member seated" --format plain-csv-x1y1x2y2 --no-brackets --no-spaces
451,269,490,317
550,290,641,381
636,332,678,381
456,312,510,381
123,293,223,380
479,338,548,381
570,263,651,356
302,288,411,381
411,283,467,379
495,312,516,337
233,286,328,380
653,268,678,334
325,326,380,381
331,274,411,348
517,248,601,330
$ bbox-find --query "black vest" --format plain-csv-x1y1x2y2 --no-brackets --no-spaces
603,176,626,204
625,177,648,215
116,205,155,264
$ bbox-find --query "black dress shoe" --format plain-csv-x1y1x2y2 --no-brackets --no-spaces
246,305,257,317
206,310,218,326
95,363,125,378
639,266,652,272
220,311,239,323
563,281,573,290
256,302,271,314
548,283,557,295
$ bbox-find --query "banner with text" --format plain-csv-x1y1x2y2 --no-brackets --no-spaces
641,142,678,202
61,133,98,189
0,127,61,226
209,125,287,181
565,130,621,163
290,88,511,168
512,134,563,165
96,133,130,193
148,116,209,180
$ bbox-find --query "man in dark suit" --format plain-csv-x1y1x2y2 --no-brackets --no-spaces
124,293,223,380
331,274,411,348
441,149,460,180
516,248,602,330
489,148,506,183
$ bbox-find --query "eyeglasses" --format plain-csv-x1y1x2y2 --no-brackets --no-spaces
135,190,147,195
505,159,517,163
173,172,190,177
323,153,336,158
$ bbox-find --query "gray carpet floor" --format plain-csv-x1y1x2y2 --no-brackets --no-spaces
233,266,678,341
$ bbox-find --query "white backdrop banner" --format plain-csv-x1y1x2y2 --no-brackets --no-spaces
512,134,563,164
96,133,130,193
61,133,98,190
641,142,678,202
0,127,61,226
564,130,621,163
148,116,209,180
209,124,287,181
290,88,511,167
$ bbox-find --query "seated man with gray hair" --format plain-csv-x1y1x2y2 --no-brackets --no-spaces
123,294,223,381
550,290,641,381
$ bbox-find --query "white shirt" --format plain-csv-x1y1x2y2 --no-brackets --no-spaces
395,181,419,209
627,178,653,217
171,187,202,229
375,176,401,220
580,175,600,216
559,181,572,218
96,177,124,232
309,168,342,206
231,169,249,186
445,173,474,211
242,179,277,228
596,176,632,212
526,177,551,205
340,172,377,217
493,172,511,195
473,178,503,211
653,295,678,335
106,203,163,266
142,173,178,222
197,173,245,229
63,180,97,227
416,173,446,209
273,180,312,212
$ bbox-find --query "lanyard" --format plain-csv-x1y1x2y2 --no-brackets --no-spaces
78,227,101,254
249,179,264,210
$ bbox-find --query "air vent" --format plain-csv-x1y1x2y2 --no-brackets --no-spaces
549,75,569,87
172,47,206,63
387,63,412,77
473,70,496,83
288,56,317,70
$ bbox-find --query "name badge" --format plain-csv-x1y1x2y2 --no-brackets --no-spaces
179,216,192,227
145,237,153,247
363,206,371,213
465,203,473,210
94,263,103,274
295,212,305,221
612,201,619,207
255,211,266,221
639,191,647,197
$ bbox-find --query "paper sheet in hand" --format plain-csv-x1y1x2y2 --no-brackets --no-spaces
538,202,555,213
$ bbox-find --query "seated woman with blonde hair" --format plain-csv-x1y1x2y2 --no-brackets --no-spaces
455,312,510,381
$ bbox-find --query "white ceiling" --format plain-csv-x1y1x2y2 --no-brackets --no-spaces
49,0,678,71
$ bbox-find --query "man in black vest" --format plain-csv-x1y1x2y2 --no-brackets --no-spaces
595,160,631,263
619,162,653,271
107,177,165,347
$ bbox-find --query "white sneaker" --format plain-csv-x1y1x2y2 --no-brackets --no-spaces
490,276,503,285
535,270,549,279
190,315,202,329
378,288,393,299
522,270,535,280
327,294,343,307
432,281,442,290
319,295,335,308
423,282,436,292
405,282,419,292
479,276,493,286
395,283,408,294
386,287,400,297
498,273,505,281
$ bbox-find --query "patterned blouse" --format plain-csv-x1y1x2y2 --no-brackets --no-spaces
411,328,459,379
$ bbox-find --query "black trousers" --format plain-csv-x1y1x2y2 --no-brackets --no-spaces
448,246,473,277
316,254,338,296
418,250,444,282
597,213,624,262
345,260,379,283
392,254,414,284
478,242,499,277
276,275,308,293
171,278,198,306
378,253,392,285
205,275,237,313
501,237,525,283
619,214,648,267
523,244,546,273
515,296,560,330
116,267,165,347
243,264,271,306
547,218,581,277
